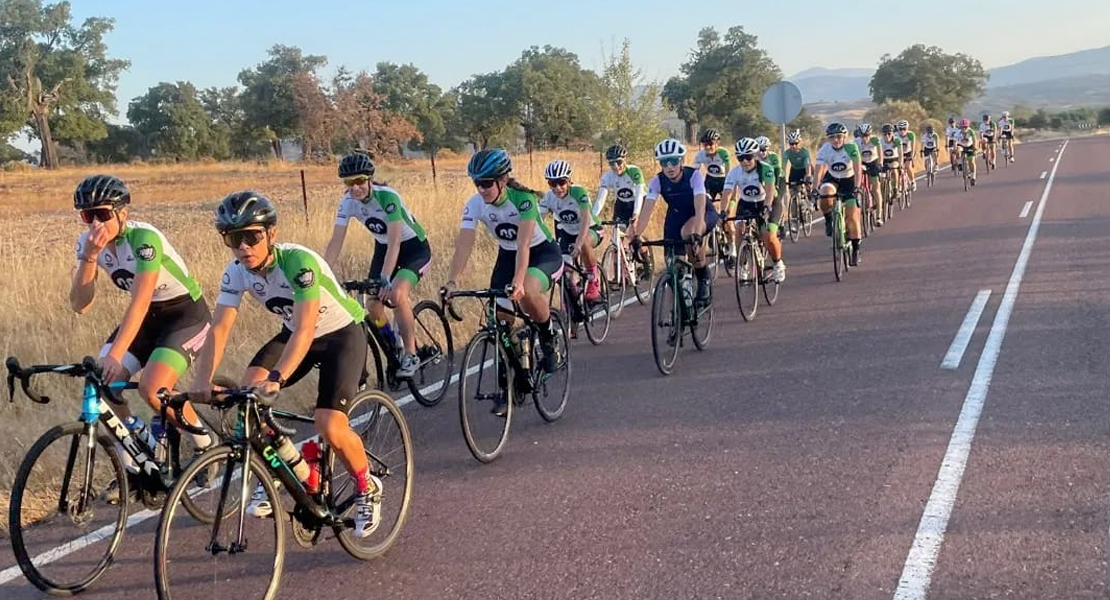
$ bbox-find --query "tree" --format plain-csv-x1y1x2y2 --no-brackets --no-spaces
85,123,142,162
786,108,823,146
372,62,463,169
0,139,29,163
596,39,664,157
289,70,332,160
0,0,129,168
237,44,327,159
200,86,271,159
501,46,602,149
869,45,987,117
453,72,517,149
661,76,697,142
128,81,226,160
862,99,928,131
330,70,418,158
1098,107,1110,127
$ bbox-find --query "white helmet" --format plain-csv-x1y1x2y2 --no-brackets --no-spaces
896,119,910,130
734,137,760,156
755,136,771,150
654,138,687,160
786,130,801,143
1002,111,1010,118
544,159,572,180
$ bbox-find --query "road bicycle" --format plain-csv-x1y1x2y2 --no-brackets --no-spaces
551,243,612,344
956,150,974,192
5,356,223,595
879,165,900,223
446,287,571,463
342,279,453,406
786,181,814,242
153,385,413,600
729,214,779,322
829,194,853,282
923,148,938,188
598,219,654,316
638,236,713,376
1001,135,1014,165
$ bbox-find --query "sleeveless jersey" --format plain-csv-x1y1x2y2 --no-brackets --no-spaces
646,166,707,213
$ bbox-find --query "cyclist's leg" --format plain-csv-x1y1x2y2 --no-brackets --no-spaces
314,326,371,478
389,238,431,357
761,196,784,268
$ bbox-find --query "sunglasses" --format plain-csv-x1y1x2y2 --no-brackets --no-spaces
547,178,569,187
818,194,838,199
473,178,498,189
222,229,268,248
788,142,799,146
343,175,370,186
608,160,624,167
658,157,681,167
79,208,115,224
738,154,755,161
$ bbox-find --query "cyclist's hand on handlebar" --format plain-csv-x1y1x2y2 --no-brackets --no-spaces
253,379,281,398
508,278,526,301
96,355,126,383
440,280,457,298
630,236,642,253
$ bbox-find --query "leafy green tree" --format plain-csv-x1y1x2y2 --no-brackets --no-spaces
596,39,664,157
330,70,418,158
237,44,327,159
453,72,517,149
661,76,697,143
786,108,823,147
501,46,602,149
1098,107,1110,127
372,62,462,167
200,86,270,159
0,139,29,163
128,81,226,160
85,123,142,162
0,0,129,168
869,45,987,117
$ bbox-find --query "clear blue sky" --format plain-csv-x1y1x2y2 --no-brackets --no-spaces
55,0,1110,118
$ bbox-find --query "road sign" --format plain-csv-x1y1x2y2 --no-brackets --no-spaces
761,81,803,125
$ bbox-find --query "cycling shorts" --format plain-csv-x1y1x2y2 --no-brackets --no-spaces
959,145,977,156
555,227,602,257
946,138,956,149
788,170,809,185
1001,130,1014,140
491,241,564,294
863,161,881,178
249,321,366,412
922,147,939,156
881,159,902,171
733,200,782,234
982,134,996,144
820,174,858,208
902,152,914,163
612,200,636,225
705,177,726,203
369,237,432,286
101,295,211,376
663,203,720,243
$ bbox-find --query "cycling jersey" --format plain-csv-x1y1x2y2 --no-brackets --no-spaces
979,121,996,140
541,184,595,236
921,133,940,150
945,126,960,141
957,128,977,153
593,165,645,216
461,187,554,251
999,118,1015,132
694,148,731,179
879,136,905,162
217,243,365,337
854,136,881,164
896,131,916,154
815,142,862,179
762,151,784,181
723,162,776,204
76,220,202,303
334,185,427,245
646,167,719,241
783,147,811,172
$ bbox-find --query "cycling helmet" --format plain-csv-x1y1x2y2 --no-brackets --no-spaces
755,136,771,150
982,113,990,120
881,123,895,134
859,123,873,136
948,117,956,125
959,118,971,128
604,144,627,161
786,130,801,143
1002,111,1010,118
825,122,849,137
544,159,572,180
74,175,130,210
926,125,935,133
896,119,909,130
467,148,512,180
654,138,687,160
215,191,278,232
734,137,760,156
338,152,375,178
699,128,721,143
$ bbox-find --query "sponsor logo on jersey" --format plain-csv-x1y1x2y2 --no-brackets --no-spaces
103,252,115,266
617,188,634,200
831,162,849,173
742,185,761,199
365,217,387,234
494,223,519,241
383,201,398,214
136,243,156,261
518,200,533,212
252,282,266,296
558,210,578,224
222,272,231,285
293,268,315,289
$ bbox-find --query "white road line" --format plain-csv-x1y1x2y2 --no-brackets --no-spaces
893,139,1070,600
940,290,992,370
1039,171,1048,179
1019,201,1033,218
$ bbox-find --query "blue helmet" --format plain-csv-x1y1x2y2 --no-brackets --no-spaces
467,148,512,180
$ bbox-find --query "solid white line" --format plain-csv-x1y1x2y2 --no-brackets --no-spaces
1039,171,1048,179
940,290,992,370
1019,201,1033,218
892,139,1070,600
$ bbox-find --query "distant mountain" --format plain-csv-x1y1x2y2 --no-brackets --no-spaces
789,75,871,103
970,74,1110,114
986,45,1110,88
788,67,873,80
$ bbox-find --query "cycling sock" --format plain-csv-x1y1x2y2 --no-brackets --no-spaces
536,318,554,345
851,239,861,250
354,467,373,495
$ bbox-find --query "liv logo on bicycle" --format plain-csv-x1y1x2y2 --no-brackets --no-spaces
262,445,284,470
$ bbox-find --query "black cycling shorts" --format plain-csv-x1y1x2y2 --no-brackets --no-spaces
733,200,782,234
705,177,726,203
982,134,996,144
491,241,564,292
663,204,720,242
946,139,956,149
369,237,432,286
555,227,601,257
863,161,881,177
613,201,636,224
248,321,367,412
1001,131,1014,140
788,170,808,185
821,174,858,205
102,295,211,376
922,147,939,156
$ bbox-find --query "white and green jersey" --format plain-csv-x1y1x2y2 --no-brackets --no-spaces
815,142,862,179
76,220,202,303
957,128,977,149
217,243,364,337
879,136,904,160
334,185,426,245
896,130,916,153
461,187,553,252
999,117,1015,133
694,148,731,179
723,162,776,204
855,135,881,164
594,165,646,215
541,184,595,235
978,120,996,138
921,132,941,149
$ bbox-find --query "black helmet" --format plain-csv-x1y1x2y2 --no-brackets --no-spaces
699,128,721,143
825,122,849,137
604,144,628,161
338,152,375,178
215,191,278,232
74,175,130,210
467,148,512,180
881,123,894,134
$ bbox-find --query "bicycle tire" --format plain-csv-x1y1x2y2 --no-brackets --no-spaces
583,267,612,345
406,300,455,407
832,212,844,282
9,422,127,595
802,204,813,237
762,248,780,307
788,194,801,243
361,322,387,393
690,285,713,351
633,249,654,305
601,245,626,318
458,330,512,463
734,240,759,322
533,311,572,421
706,227,720,282
334,389,415,560
649,275,680,376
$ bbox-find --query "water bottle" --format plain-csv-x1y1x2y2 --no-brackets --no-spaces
301,440,321,494
680,273,694,311
124,415,158,454
516,327,532,371
273,435,311,484
149,416,168,463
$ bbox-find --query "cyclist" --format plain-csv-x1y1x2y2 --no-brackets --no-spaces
724,137,785,283
191,191,381,538
783,129,813,211
592,144,645,229
956,118,978,185
854,123,884,226
814,123,864,266
629,138,719,305
998,111,1017,162
442,149,563,401
945,117,961,170
895,120,917,190
323,152,431,379
920,125,941,175
70,175,214,464
979,113,997,168
879,124,907,203
540,159,602,302
694,128,731,206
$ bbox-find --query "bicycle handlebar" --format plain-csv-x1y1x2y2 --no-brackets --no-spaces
343,279,396,309
6,355,102,405
157,386,293,437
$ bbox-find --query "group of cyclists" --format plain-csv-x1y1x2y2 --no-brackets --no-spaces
945,111,1020,184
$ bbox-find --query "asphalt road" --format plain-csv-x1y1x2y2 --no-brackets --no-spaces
2,137,1107,600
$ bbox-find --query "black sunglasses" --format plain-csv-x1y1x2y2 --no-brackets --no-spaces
222,229,268,248
79,207,115,224
608,160,624,166
738,154,755,161
473,179,497,189
547,178,569,187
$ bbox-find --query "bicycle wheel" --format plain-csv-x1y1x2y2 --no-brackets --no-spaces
533,311,572,421
832,214,844,282
457,331,512,463
600,245,626,318
361,322,387,392
649,275,681,376
632,248,654,304
690,284,713,351
155,447,283,600
761,249,780,306
734,240,759,322
406,300,454,407
706,227,720,282
8,422,126,595
801,203,813,237
963,167,970,192
333,389,414,560
787,194,801,243
583,267,612,345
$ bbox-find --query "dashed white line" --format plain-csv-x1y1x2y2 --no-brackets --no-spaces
1039,171,1047,179
940,290,992,370
1019,201,1033,218
893,139,1070,600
